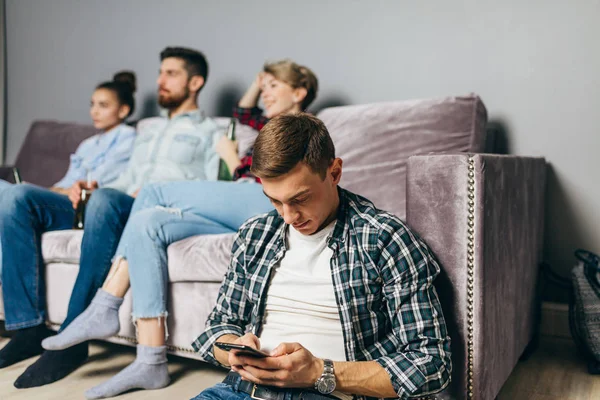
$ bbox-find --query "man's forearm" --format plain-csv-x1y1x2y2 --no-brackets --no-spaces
213,334,240,367
334,361,396,398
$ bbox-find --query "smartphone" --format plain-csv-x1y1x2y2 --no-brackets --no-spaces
214,342,268,358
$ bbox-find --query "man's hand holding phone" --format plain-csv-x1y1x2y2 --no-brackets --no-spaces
215,342,268,358
214,333,265,368
214,334,323,388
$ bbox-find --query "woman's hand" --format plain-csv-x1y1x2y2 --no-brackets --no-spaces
68,180,98,209
254,72,265,90
216,136,238,158
216,136,242,175
238,71,265,108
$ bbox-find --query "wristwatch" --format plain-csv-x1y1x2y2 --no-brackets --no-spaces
314,359,336,394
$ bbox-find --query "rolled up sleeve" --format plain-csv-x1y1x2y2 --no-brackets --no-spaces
376,225,452,398
192,232,253,367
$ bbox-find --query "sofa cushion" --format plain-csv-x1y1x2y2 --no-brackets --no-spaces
42,230,84,264
41,230,234,283
316,94,487,219
14,120,98,188
166,233,235,282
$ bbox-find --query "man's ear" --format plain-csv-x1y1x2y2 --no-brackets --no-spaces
293,87,308,106
118,105,131,120
189,75,205,94
330,158,343,185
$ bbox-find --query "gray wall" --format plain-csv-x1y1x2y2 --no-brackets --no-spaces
5,0,600,301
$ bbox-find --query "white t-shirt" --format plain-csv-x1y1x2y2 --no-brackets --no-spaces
258,220,347,362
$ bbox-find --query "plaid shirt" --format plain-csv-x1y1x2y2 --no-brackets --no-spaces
192,188,452,399
231,106,269,182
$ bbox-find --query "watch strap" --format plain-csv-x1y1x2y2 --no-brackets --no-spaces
323,359,334,375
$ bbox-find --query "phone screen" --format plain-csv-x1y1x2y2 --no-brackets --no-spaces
215,342,268,358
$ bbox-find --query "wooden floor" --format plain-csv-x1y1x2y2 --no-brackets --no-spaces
0,336,599,399
497,336,600,400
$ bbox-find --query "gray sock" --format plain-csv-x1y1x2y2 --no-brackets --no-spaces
42,289,123,351
84,345,170,399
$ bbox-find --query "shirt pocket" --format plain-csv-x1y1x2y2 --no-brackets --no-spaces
168,134,202,164
134,134,155,162
69,153,83,170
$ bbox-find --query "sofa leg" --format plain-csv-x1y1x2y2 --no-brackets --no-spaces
519,334,540,361
519,265,544,362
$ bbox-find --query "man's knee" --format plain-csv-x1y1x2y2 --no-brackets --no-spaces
86,188,129,215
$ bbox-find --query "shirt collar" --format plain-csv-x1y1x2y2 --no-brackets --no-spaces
95,123,124,145
159,108,205,122
274,186,349,251
329,187,349,244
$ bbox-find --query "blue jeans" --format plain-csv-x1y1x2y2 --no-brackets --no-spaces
191,375,309,400
115,181,272,319
191,383,252,400
0,180,14,280
0,184,74,330
61,188,135,329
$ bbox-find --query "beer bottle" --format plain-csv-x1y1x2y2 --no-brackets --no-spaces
217,119,237,181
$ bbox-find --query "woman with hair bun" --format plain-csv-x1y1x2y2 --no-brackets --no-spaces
0,70,137,377
0,70,137,193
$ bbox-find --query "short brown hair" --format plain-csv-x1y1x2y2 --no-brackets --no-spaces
160,46,209,83
251,113,335,180
264,60,318,110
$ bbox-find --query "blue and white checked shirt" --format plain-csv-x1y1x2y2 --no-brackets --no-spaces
193,188,452,400
105,110,222,195
54,123,136,189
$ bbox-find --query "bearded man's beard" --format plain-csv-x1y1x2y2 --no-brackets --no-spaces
158,86,190,109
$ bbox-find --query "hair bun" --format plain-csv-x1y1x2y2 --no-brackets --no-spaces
113,70,137,93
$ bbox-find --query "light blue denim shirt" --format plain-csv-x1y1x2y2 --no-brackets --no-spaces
105,110,223,195
54,124,136,189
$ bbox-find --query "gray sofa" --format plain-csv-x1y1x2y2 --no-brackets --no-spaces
0,94,546,400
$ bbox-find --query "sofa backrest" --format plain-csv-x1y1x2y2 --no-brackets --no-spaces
13,95,487,195
10,118,256,189
316,94,487,219
14,120,98,187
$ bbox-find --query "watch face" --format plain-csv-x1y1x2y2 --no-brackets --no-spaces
318,377,336,394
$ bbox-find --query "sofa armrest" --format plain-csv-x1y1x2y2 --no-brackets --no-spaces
0,165,16,183
406,153,546,400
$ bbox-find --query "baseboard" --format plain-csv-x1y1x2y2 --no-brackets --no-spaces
540,301,570,338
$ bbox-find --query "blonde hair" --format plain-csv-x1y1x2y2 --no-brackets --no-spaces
263,60,318,110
